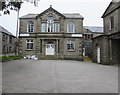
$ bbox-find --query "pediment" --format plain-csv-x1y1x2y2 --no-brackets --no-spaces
36,6,65,19
102,2,119,18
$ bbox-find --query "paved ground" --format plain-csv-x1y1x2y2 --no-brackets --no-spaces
0,62,2,94
2,59,118,93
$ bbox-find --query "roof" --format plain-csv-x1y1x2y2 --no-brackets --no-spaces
20,13,84,19
0,25,15,37
20,6,84,19
63,13,83,19
20,14,38,19
102,1,120,18
84,26,103,33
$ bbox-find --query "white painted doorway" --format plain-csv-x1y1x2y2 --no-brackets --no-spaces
83,48,85,56
97,47,100,63
46,44,55,55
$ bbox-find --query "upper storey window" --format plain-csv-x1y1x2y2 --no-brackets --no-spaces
67,22,75,33
41,16,60,32
47,17,54,32
110,16,114,30
27,21,34,33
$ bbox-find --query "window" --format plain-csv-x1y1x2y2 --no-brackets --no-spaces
2,46,5,54
41,23,46,32
27,21,34,33
9,46,12,52
9,36,12,43
26,40,33,50
55,23,60,32
2,34,5,41
67,41,75,51
41,16,60,33
47,17,54,32
110,16,114,30
67,22,75,33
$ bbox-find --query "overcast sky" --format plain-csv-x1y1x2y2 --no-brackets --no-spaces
0,0,112,36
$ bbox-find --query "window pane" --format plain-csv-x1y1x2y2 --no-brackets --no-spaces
28,21,34,33
47,17,54,32
55,23,60,32
26,40,33,49
67,41,75,51
41,23,46,32
67,22,75,33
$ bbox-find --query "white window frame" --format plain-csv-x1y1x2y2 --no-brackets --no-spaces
27,21,34,33
26,39,34,50
47,17,54,32
41,23,46,32
67,22,75,33
67,40,75,51
54,23,60,32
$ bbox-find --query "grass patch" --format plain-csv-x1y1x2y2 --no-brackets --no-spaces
0,55,23,62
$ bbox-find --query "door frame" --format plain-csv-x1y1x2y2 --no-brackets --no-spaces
45,44,55,55
97,47,100,63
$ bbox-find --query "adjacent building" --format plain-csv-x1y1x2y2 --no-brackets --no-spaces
83,26,103,58
19,6,84,60
0,25,16,56
92,1,120,64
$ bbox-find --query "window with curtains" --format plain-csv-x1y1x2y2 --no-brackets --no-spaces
67,22,75,33
26,39,33,50
27,21,34,33
67,40,75,51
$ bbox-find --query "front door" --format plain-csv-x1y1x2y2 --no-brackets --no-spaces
46,44,55,55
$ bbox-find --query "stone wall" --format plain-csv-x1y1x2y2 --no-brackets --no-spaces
92,35,110,65
103,9,119,35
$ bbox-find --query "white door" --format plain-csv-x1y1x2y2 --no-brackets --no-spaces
83,48,85,56
97,47,100,63
46,44,55,55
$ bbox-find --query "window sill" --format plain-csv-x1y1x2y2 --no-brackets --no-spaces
109,28,114,31
25,49,34,51
67,50,75,52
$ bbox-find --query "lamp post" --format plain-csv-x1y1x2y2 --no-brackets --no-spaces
15,8,20,55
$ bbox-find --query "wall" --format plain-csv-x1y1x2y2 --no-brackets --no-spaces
19,38,36,56
92,35,110,65
104,9,119,35
63,38,83,60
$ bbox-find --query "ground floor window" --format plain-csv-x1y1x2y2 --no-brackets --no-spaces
26,39,33,50
67,40,75,51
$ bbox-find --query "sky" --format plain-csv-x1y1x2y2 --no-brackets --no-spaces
0,0,112,36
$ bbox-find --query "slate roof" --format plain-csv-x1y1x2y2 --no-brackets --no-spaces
84,26,103,33
20,6,83,19
63,13,83,19
20,14,38,19
0,25,15,37
20,13,83,19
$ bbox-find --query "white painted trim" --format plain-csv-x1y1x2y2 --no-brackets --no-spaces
97,47,100,63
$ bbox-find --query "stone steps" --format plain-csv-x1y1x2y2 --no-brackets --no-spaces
83,56,92,62
39,55,58,60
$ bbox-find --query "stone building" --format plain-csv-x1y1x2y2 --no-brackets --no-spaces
19,6,84,60
0,25,16,56
92,1,120,64
83,26,103,58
